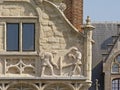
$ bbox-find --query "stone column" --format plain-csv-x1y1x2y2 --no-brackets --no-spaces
104,72,111,90
83,16,95,85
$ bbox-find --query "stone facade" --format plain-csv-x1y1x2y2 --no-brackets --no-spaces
0,0,93,90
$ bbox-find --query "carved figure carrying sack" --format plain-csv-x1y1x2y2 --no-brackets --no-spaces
68,47,82,75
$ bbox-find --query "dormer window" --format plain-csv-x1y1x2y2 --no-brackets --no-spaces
7,23,35,51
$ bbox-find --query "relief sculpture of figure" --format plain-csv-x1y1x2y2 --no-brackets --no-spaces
68,47,82,76
40,52,58,76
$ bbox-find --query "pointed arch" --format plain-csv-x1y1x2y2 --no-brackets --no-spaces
43,83,74,90
6,82,39,90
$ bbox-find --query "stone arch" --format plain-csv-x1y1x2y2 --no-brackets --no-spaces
104,50,120,72
103,51,120,90
43,83,74,90
6,82,39,90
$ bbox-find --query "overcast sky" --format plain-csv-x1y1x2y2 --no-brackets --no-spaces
84,0,120,22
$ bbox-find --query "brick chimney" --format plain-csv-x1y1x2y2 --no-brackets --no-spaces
63,0,83,31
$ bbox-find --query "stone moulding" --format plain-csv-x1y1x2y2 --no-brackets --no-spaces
0,76,87,80
44,0,83,34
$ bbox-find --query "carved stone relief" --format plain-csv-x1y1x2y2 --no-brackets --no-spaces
61,47,82,76
40,52,58,76
66,47,82,76
0,47,82,77
58,3,66,12
39,47,83,77
5,58,36,75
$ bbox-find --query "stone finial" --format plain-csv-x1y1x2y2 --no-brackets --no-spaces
82,16,95,31
58,3,67,12
86,16,91,26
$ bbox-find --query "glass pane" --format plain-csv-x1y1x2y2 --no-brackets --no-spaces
7,23,19,51
112,63,119,73
112,79,119,90
116,55,120,63
22,23,35,51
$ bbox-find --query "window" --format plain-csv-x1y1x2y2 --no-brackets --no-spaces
112,63,119,73
111,55,120,73
7,23,19,51
112,79,120,90
22,23,35,51
7,23,35,51
116,55,120,63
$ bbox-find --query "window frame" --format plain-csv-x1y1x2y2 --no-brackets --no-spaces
22,23,35,51
5,19,37,52
112,63,119,73
112,79,120,90
6,23,20,51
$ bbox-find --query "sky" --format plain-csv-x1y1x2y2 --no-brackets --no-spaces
84,0,120,22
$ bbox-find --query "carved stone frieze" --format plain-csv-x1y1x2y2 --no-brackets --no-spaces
40,51,58,76
39,47,83,77
5,58,36,75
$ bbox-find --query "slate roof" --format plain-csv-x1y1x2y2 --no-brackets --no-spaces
91,22,120,90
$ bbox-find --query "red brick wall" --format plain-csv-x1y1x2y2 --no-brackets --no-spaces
63,0,83,31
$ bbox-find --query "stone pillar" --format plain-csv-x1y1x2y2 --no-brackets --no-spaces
83,16,95,85
104,72,111,90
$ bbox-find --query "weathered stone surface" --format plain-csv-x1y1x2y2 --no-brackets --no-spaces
0,23,4,51
1,2,37,16
0,1,93,90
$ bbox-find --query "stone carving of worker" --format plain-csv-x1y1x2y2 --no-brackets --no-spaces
68,47,82,75
40,52,58,76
